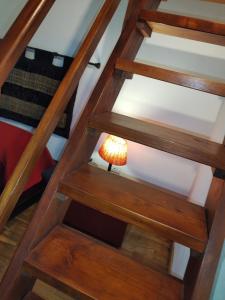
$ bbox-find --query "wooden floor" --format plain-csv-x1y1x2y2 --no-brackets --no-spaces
0,205,171,299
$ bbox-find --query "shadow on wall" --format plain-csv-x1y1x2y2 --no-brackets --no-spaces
113,76,222,137
71,0,128,130
29,0,104,57
137,43,225,80
71,0,105,57
113,102,216,137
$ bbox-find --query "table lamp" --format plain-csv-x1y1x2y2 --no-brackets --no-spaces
98,135,128,171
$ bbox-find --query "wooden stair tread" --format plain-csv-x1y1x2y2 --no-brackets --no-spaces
139,9,225,36
89,112,225,171
116,58,225,96
24,225,183,300
59,164,207,252
23,292,43,300
146,22,225,47
139,9,225,46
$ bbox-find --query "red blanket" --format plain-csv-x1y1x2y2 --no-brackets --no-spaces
0,121,54,191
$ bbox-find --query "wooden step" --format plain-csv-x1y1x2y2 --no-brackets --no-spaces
139,10,225,46
24,225,183,300
89,112,225,171
139,10,225,36
116,58,225,96
59,164,207,252
23,292,43,300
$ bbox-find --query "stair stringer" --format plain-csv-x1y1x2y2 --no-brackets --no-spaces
0,1,162,299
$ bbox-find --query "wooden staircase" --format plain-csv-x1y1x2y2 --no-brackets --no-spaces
1,1,225,299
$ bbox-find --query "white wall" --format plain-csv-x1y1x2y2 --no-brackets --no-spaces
0,0,28,38
29,0,104,56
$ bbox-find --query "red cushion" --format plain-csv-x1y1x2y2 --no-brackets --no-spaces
0,121,54,191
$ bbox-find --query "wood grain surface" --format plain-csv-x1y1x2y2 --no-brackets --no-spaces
116,58,225,96
139,9,225,35
24,225,183,300
60,164,207,252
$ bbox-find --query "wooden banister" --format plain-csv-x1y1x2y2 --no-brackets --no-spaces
0,0,121,231
0,0,55,87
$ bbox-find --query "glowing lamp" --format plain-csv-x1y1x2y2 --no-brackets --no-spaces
98,135,128,171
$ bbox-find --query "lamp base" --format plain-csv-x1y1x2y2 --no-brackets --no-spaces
108,163,112,172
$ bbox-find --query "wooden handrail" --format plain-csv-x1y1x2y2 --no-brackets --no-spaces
0,0,121,231
0,0,55,87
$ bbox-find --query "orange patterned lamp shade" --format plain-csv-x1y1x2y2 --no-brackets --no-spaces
98,135,128,171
